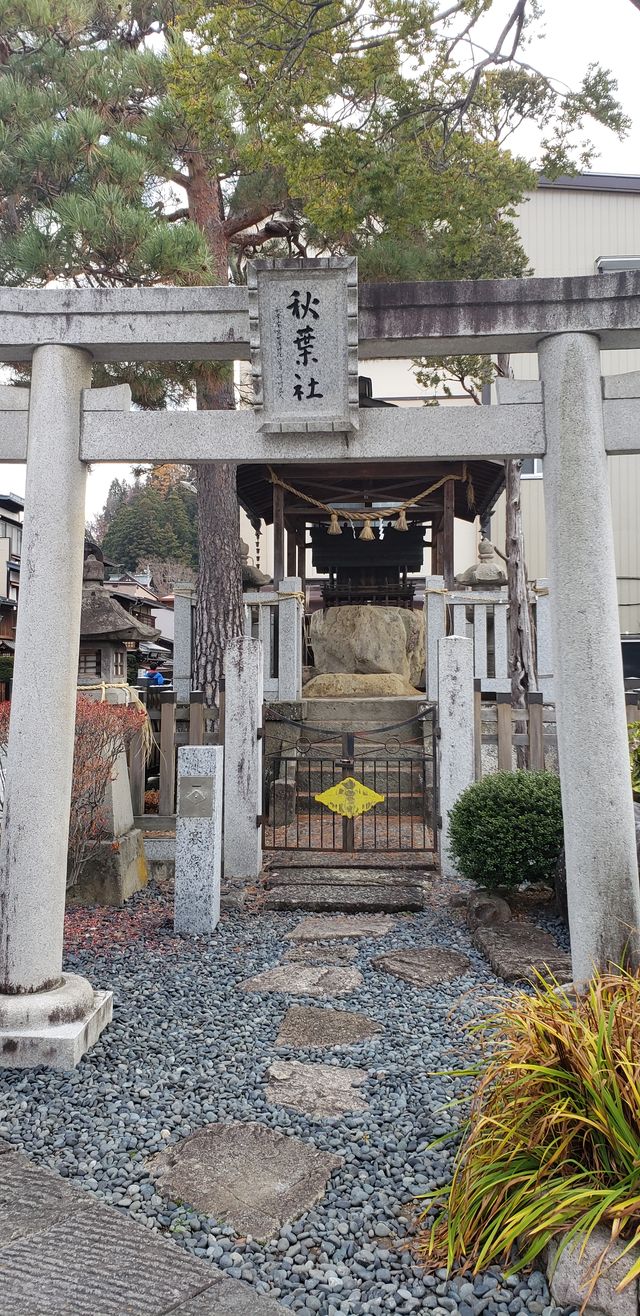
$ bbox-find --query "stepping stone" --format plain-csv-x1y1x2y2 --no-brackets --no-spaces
276,1004,382,1049
372,946,471,987
286,914,397,942
0,1150,290,1315
266,1060,369,1118
473,922,571,983
172,1280,288,1314
283,942,358,965
239,964,362,997
149,1122,341,1242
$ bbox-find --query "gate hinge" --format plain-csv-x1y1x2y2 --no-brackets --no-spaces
437,815,443,829
257,726,265,741
256,813,266,828
435,726,441,741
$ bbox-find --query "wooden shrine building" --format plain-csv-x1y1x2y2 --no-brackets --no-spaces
237,382,506,601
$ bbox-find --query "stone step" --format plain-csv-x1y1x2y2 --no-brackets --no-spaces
283,743,430,762
301,723,429,738
303,695,424,716
264,865,430,888
301,697,429,737
264,878,428,912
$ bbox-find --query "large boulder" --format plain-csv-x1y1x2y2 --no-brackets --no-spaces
309,605,425,687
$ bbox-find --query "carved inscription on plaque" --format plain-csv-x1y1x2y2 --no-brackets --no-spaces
247,257,359,435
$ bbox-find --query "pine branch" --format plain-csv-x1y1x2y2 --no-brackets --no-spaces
223,200,283,238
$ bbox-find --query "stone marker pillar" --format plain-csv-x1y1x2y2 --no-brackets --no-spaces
0,345,112,1067
223,636,263,882
278,576,303,700
438,635,474,878
172,585,193,703
174,745,223,936
539,332,640,983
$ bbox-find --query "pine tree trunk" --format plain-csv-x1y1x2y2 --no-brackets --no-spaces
193,370,243,712
187,154,244,711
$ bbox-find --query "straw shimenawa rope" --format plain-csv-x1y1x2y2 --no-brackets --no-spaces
267,466,475,535
79,681,154,761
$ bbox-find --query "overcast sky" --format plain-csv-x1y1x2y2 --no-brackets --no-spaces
5,0,640,522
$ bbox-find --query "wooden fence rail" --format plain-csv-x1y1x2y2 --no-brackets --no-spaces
127,689,206,818
475,687,639,779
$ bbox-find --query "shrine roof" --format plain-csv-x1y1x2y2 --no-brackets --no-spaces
237,458,505,527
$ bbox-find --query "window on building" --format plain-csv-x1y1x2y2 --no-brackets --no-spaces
113,650,125,677
78,649,101,677
521,458,543,479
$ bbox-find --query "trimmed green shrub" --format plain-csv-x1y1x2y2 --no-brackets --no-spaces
448,770,563,890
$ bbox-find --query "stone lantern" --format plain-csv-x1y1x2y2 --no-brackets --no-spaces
79,551,159,686
454,537,507,590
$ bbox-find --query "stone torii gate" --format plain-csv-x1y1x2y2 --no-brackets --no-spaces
1,267,640,1067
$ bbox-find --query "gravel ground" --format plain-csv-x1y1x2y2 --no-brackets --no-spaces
0,879,575,1316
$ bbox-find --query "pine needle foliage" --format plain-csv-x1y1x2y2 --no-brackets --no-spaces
421,971,640,1302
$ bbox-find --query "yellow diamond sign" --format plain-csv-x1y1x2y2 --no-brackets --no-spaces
314,777,385,819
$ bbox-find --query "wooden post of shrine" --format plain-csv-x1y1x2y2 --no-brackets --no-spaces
286,527,297,576
297,535,306,586
273,483,285,587
443,479,455,590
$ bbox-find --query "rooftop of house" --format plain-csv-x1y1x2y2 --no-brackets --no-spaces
538,173,640,194
0,493,24,517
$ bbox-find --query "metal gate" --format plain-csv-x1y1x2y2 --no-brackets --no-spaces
262,707,438,856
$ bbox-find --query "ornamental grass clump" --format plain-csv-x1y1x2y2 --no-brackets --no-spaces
448,770,563,889
421,970,640,1297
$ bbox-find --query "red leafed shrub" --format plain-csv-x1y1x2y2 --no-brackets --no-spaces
0,696,146,888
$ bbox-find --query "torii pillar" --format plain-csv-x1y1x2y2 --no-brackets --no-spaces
539,332,640,983
0,345,112,1068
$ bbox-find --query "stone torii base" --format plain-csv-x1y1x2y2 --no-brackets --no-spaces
0,276,640,1065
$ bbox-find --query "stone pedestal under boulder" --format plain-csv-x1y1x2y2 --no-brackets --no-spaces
309,605,425,688
303,672,421,697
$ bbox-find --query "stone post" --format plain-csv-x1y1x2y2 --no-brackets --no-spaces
0,346,112,1067
277,576,303,700
174,746,223,936
438,635,474,878
172,584,193,703
425,576,446,701
223,636,263,882
539,332,640,982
